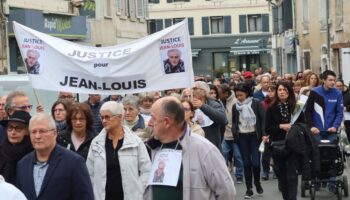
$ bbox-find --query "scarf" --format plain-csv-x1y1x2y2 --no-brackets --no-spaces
140,107,151,115
278,102,291,123
0,136,33,184
123,116,139,130
56,121,67,133
235,97,256,130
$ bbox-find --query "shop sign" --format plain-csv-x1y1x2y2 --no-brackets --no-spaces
44,17,72,32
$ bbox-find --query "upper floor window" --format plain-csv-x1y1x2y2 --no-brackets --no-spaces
149,0,159,3
239,14,269,33
248,15,262,32
202,16,231,35
211,16,224,34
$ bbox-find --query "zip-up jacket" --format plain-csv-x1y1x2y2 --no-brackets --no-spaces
305,85,343,131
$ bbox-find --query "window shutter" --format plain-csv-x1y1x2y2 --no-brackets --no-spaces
262,14,269,32
116,0,121,15
282,0,293,30
188,17,194,35
224,16,231,33
165,18,172,28
155,19,163,31
136,0,144,18
278,6,283,33
167,0,172,3
144,0,149,18
272,7,278,34
153,0,160,3
239,15,247,33
202,17,209,35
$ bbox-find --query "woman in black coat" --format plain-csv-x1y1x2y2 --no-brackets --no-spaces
57,103,96,160
0,111,32,184
265,81,304,200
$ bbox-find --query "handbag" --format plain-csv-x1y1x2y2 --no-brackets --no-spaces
271,140,287,157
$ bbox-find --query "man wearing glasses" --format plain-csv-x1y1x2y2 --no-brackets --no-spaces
4,91,33,116
16,113,94,200
57,91,76,103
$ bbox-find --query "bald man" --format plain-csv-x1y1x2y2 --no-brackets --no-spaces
145,97,235,200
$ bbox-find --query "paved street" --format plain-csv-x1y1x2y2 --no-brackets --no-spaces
234,163,350,200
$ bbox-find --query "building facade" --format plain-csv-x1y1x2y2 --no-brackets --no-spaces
148,0,272,77
0,0,148,74
329,0,350,82
294,0,330,74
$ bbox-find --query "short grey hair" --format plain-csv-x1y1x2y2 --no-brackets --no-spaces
100,101,124,116
5,91,28,112
167,49,181,57
138,92,155,103
260,73,272,81
122,95,139,109
27,49,40,58
195,81,210,96
29,113,56,132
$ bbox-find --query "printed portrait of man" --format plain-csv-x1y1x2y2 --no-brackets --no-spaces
25,49,40,74
153,160,165,183
163,48,185,74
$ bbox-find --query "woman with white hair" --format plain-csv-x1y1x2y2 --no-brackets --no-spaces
86,101,151,200
122,95,151,141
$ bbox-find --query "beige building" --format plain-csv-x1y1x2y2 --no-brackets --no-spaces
294,0,329,74
292,0,350,78
0,0,148,74
329,0,350,81
149,0,273,76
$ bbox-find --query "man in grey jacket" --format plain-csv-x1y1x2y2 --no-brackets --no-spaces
145,96,235,200
192,81,228,152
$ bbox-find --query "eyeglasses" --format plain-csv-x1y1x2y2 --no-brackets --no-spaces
72,117,86,122
99,115,117,121
7,125,26,132
54,108,65,112
12,105,33,111
59,95,74,100
30,129,55,135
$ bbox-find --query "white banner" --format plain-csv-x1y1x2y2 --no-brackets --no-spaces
13,20,194,95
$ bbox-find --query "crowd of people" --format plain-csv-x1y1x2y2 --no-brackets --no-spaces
0,67,347,200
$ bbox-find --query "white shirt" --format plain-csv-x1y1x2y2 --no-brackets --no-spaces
0,175,27,200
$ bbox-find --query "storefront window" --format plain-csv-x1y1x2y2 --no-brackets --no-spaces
213,52,229,77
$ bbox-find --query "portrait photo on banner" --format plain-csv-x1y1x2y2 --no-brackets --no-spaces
22,38,45,75
159,36,186,75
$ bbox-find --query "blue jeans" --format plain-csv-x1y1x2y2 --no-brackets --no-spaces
238,134,261,190
222,140,244,178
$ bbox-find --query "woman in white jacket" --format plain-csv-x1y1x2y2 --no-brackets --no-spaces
86,101,151,200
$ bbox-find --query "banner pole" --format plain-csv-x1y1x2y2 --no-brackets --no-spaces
12,21,41,106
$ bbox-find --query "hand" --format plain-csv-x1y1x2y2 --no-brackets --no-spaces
279,123,291,132
327,127,337,133
36,105,44,113
310,127,320,135
191,98,204,108
262,136,269,143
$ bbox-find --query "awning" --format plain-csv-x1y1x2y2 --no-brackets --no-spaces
192,48,201,57
230,46,271,55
